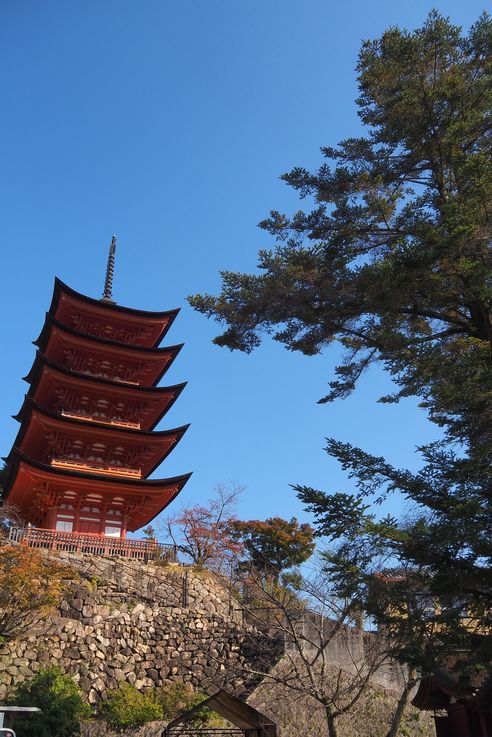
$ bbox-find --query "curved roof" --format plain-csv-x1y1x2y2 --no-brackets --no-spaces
49,276,179,322
5,450,192,532
23,353,187,430
9,396,190,479
25,352,186,396
44,278,179,347
25,318,183,388
34,313,184,356
14,395,189,438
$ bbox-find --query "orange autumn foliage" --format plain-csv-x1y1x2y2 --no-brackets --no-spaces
163,482,244,570
0,544,74,647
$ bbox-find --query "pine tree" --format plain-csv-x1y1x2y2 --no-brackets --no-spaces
190,12,492,674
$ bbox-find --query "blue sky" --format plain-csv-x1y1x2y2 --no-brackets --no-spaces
1,1,486,531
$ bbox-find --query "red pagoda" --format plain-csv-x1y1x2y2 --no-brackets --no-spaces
4,238,191,558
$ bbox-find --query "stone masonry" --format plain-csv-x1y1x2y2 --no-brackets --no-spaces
0,552,277,704
0,550,433,737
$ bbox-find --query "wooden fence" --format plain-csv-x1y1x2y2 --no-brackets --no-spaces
8,526,176,562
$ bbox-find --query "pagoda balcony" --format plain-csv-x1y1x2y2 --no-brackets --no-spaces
76,369,141,386
60,410,141,430
50,458,142,478
8,526,177,562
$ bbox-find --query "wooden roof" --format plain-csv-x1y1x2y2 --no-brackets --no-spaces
22,355,186,430
5,450,192,532
26,317,183,388
48,277,179,347
34,313,183,358
9,397,189,479
164,690,277,736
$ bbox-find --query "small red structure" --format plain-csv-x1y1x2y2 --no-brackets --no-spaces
412,670,492,737
4,239,191,552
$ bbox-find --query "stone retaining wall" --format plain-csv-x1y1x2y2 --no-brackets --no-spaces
0,553,276,703
54,552,237,618
0,551,433,737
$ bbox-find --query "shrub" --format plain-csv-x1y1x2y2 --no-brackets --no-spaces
157,681,206,721
157,681,226,727
6,666,91,737
99,683,163,730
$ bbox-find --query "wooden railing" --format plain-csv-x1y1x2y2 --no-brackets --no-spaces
61,411,141,429
8,526,176,562
50,459,142,478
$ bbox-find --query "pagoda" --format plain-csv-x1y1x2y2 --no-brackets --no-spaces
4,238,191,556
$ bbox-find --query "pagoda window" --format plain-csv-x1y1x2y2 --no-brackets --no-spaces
112,446,125,465
55,512,74,533
94,399,109,418
71,440,83,459
104,524,122,538
89,443,106,463
113,402,126,421
56,520,74,532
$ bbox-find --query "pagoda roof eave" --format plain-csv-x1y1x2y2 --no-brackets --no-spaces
4,450,192,531
13,395,190,438
126,497,180,533
24,353,187,397
49,277,180,343
33,313,184,356
24,322,183,388
22,353,187,429
4,449,193,494
9,397,190,477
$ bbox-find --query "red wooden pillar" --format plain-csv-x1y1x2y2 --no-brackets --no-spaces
73,497,81,533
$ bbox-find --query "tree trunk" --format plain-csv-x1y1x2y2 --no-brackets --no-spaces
385,668,419,737
325,707,339,737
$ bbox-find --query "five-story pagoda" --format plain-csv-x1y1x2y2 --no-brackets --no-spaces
4,238,191,557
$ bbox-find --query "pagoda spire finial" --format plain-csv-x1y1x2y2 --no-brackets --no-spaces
101,235,117,304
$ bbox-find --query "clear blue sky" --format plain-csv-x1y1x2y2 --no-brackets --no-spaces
1,1,486,531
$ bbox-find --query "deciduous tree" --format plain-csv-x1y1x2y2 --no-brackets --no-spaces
99,683,163,730
0,545,74,648
0,503,23,537
231,516,315,579
162,482,244,570
0,463,8,501
217,563,410,737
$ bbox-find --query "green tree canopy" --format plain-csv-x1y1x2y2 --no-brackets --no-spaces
189,11,492,451
231,516,315,576
190,12,492,675
7,667,91,737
